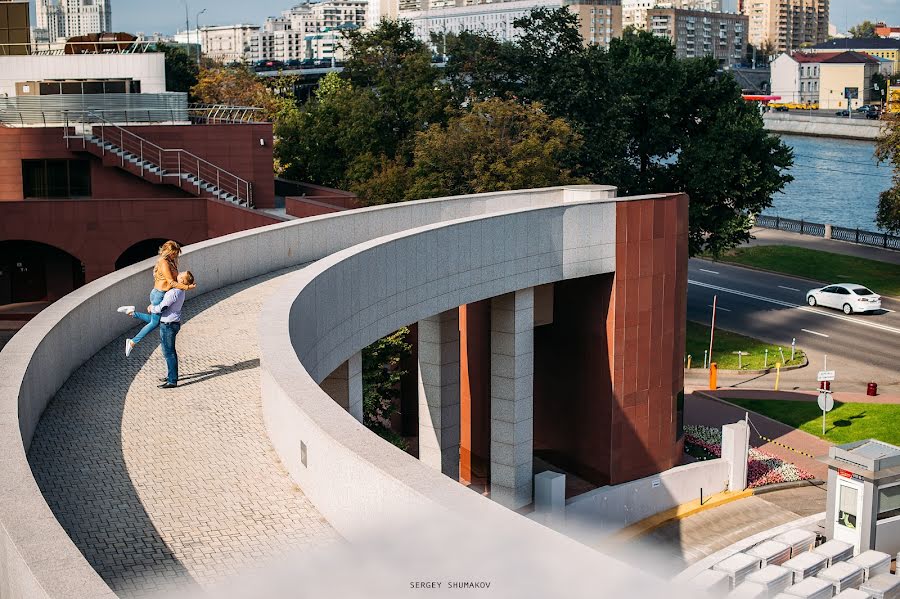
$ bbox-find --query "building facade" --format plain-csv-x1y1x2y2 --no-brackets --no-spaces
808,38,900,75
818,51,880,110
770,51,824,103
742,0,828,55
403,0,622,48
0,0,30,56
35,0,111,43
875,22,900,39
623,0,720,31
249,0,367,62
199,24,260,63
648,7,747,66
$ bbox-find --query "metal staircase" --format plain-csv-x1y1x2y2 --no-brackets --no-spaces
63,111,253,207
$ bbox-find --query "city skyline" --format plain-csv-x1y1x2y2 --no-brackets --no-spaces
91,0,900,36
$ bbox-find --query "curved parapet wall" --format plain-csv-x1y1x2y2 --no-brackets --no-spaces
258,191,687,590
0,186,620,597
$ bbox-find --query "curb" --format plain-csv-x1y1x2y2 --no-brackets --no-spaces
613,489,754,543
751,479,825,495
686,355,808,376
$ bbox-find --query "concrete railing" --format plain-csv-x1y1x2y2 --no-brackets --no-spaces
258,189,689,591
0,185,619,598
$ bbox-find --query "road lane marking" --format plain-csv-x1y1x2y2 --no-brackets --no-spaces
699,269,719,275
708,305,731,312
688,280,900,336
778,285,801,292
801,329,829,338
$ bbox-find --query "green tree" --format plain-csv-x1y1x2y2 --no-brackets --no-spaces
362,327,412,450
876,114,900,233
449,13,793,255
440,30,520,103
405,98,585,199
849,20,878,39
159,43,198,95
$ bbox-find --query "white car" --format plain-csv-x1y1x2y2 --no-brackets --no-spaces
806,283,882,314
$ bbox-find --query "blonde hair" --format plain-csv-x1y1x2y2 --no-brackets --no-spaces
159,240,182,262
180,271,195,286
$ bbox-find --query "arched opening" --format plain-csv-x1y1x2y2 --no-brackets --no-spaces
114,239,171,270
0,240,85,306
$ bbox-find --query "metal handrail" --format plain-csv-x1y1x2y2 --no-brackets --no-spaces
63,110,253,206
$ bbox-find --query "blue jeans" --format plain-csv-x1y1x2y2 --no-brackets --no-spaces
132,288,165,344
160,321,181,385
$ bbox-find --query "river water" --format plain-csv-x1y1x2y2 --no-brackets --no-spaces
762,134,893,232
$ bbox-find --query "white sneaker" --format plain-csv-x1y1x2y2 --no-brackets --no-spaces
125,339,135,357
117,305,135,315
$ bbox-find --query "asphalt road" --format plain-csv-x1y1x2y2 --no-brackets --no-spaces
686,259,900,376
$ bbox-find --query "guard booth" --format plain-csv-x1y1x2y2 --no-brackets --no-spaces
821,439,900,556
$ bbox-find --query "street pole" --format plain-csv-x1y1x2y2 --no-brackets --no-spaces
182,1,189,52
195,8,206,68
708,295,717,366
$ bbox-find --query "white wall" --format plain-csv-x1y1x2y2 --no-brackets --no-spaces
0,54,166,97
771,54,801,103
544,459,729,543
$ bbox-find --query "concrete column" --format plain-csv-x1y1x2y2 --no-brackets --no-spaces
321,352,363,423
534,471,566,527
417,309,461,479
722,421,750,492
490,288,534,509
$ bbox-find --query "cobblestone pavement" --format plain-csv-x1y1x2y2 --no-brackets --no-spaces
28,270,338,598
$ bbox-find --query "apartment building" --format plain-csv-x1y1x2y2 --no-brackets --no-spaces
199,24,260,63
34,0,112,43
249,0,367,62
402,0,622,48
741,0,828,54
809,38,900,75
623,0,720,31
648,7,747,66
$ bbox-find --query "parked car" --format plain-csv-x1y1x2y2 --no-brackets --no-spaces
285,59,302,68
866,110,881,120
835,110,850,117
806,284,882,314
774,105,789,112
855,104,876,113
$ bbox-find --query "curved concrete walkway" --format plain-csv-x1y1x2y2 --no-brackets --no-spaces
27,269,337,598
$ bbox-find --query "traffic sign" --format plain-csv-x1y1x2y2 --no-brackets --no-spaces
818,391,834,412
817,370,835,382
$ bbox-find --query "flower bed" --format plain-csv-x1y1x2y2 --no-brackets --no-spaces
684,424,814,488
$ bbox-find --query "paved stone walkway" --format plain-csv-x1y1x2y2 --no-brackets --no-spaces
28,270,338,598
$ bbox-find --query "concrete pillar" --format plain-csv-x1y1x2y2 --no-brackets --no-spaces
417,309,461,479
534,471,566,527
321,352,363,423
722,421,750,492
825,224,833,239
490,288,534,509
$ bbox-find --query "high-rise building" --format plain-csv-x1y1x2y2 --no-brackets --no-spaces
199,24,259,63
249,0,367,62
401,0,622,48
648,7,747,66
741,0,828,55
622,0,720,31
35,0,111,42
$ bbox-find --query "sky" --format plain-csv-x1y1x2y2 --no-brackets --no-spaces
99,0,900,36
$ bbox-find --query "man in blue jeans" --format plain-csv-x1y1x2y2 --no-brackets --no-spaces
147,271,193,389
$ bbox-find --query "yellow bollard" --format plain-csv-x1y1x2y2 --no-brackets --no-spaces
709,362,718,390
774,362,782,391
687,355,692,369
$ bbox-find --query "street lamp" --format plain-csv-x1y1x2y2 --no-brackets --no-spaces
195,8,207,67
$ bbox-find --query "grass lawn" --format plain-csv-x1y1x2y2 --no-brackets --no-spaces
727,399,900,446
686,320,804,370
715,245,900,297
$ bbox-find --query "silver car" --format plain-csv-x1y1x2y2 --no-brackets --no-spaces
806,283,882,314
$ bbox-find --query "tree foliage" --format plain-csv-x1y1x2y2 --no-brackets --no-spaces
192,65,298,123
159,43,198,95
849,21,878,39
406,98,585,199
362,327,411,450
876,114,900,233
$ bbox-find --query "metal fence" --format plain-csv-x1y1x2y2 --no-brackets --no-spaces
755,214,900,251
0,93,188,126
